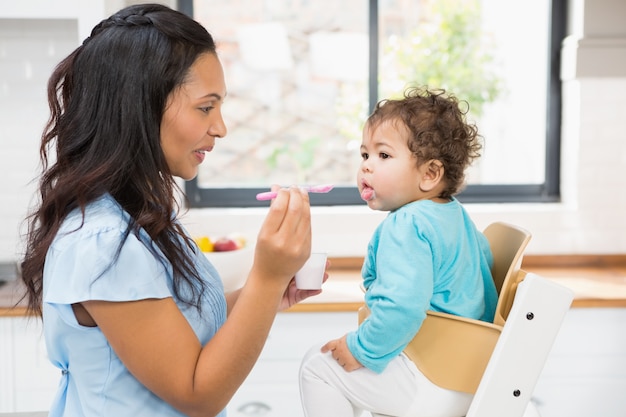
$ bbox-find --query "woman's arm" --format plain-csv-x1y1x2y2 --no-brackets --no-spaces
83,187,311,417
225,289,241,316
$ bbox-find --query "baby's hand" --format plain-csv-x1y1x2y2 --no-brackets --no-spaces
322,334,363,372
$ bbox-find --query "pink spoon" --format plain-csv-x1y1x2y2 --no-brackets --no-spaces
255,184,334,201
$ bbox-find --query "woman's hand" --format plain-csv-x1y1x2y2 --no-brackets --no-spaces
251,186,312,290
322,334,363,372
277,261,330,311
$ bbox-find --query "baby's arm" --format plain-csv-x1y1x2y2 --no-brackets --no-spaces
322,334,363,372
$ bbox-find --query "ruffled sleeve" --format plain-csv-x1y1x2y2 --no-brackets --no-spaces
44,211,171,306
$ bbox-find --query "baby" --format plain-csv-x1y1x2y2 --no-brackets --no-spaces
299,86,497,417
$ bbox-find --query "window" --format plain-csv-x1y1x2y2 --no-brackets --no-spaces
182,0,564,208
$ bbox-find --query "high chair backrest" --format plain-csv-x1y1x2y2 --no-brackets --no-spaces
465,272,574,417
483,222,532,326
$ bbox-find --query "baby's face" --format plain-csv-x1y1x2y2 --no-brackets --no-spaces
357,120,423,211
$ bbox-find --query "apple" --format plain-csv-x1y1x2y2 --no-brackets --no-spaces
228,233,247,249
213,237,239,252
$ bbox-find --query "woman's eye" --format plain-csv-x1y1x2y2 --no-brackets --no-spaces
199,106,213,114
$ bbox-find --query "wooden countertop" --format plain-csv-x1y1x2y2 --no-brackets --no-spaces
288,255,626,312
3,256,626,317
0,279,29,317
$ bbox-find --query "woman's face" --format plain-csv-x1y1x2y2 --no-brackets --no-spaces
161,53,227,180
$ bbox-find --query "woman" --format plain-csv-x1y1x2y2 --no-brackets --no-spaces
20,4,319,416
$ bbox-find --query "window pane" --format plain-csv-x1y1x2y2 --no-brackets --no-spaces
193,0,369,188
190,0,553,205
378,0,550,186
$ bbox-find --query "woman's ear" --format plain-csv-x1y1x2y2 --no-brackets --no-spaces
419,159,445,192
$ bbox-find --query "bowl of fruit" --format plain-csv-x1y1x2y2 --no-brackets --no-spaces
194,233,255,292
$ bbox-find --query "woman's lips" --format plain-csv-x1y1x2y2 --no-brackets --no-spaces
194,146,213,163
194,150,206,163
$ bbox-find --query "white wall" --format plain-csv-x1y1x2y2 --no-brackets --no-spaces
1,0,625,265
0,0,173,267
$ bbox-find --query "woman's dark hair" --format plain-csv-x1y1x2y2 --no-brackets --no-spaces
20,4,217,316
367,86,482,198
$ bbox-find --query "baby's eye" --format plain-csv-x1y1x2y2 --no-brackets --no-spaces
380,153,390,159
361,152,369,160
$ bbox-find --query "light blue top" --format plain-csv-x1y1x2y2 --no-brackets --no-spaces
42,194,227,416
347,198,496,373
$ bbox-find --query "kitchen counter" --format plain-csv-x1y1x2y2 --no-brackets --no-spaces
0,271,361,316
288,264,626,312
0,280,28,317
3,256,626,316
290,255,626,311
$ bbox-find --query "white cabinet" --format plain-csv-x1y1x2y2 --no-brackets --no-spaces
0,318,15,411
231,309,626,417
228,308,626,417
0,317,58,413
532,308,626,417
227,312,356,417
0,312,356,415
2,309,625,416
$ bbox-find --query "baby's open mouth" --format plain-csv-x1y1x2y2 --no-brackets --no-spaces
360,183,375,201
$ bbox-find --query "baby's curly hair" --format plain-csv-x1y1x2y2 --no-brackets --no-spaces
367,86,483,198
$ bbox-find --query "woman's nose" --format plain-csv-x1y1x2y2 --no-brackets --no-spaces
208,111,227,138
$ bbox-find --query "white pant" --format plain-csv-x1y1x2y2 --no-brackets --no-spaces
299,344,473,417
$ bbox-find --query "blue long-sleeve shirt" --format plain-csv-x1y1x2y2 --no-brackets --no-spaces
346,198,496,373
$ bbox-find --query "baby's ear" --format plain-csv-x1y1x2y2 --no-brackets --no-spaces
419,159,445,192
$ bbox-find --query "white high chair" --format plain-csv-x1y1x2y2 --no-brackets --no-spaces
358,222,574,416
359,221,534,394
465,271,573,417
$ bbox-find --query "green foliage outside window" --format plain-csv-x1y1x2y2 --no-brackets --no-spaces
264,0,502,183
382,0,503,117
